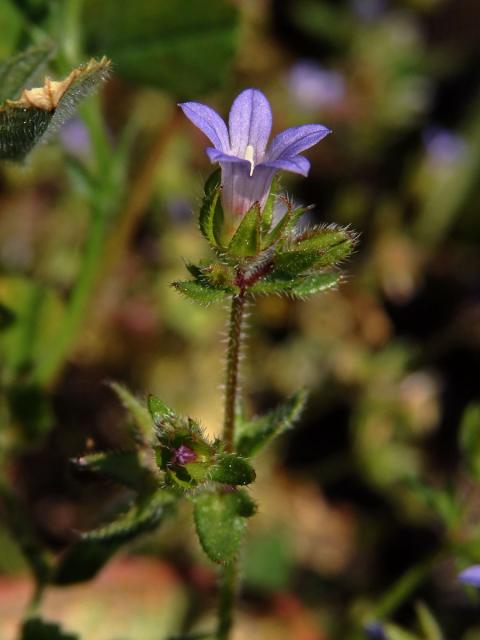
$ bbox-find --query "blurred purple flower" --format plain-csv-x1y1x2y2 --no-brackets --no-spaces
288,61,346,111
172,444,197,465
458,565,480,587
423,126,468,166
179,89,330,220
364,622,387,639
59,117,91,158
350,0,388,22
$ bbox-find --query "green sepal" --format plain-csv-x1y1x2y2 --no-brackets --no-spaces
227,203,261,258
262,204,308,250
292,225,357,267
81,489,176,543
172,280,229,305
0,57,110,162
208,452,256,485
235,390,307,457
73,450,155,492
199,169,224,249
147,394,175,427
193,489,256,564
0,42,55,104
261,175,280,235
20,618,78,640
109,381,153,440
250,272,339,298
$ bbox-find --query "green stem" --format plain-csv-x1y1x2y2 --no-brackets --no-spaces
216,291,248,640
217,561,238,640
222,291,246,452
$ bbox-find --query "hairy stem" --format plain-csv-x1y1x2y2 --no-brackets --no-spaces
223,291,247,452
217,290,248,639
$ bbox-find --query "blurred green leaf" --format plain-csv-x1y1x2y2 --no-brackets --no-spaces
0,301,16,330
384,624,422,640
0,42,55,103
54,538,119,585
82,489,176,543
235,390,307,457
227,204,261,258
7,383,53,445
73,450,155,492
0,57,110,161
243,528,293,592
208,452,256,485
82,0,239,96
193,489,256,564
21,618,78,640
460,403,480,479
109,381,153,441
415,601,443,640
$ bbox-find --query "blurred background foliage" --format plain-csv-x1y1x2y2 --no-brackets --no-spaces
1,0,480,638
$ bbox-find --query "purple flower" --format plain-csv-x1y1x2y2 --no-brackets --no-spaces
288,61,346,111
458,565,480,588
172,444,197,465
364,622,387,639
423,126,468,166
179,89,330,224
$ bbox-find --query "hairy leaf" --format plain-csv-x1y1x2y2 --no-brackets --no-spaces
193,489,256,564
21,618,78,640
82,489,176,543
0,57,110,161
235,390,307,457
172,280,228,305
109,381,153,440
227,204,261,258
293,225,357,267
250,272,339,297
73,450,155,492
83,0,239,96
208,452,256,485
0,42,55,103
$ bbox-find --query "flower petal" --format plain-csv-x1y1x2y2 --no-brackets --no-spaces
228,88,272,161
179,102,229,151
220,162,276,218
261,155,311,177
459,565,480,587
266,124,331,161
206,147,251,168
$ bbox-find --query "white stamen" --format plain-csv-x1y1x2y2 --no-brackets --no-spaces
244,144,255,176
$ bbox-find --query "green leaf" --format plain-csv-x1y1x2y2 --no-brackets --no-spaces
293,225,357,267
262,204,308,250
460,403,480,479
0,57,110,161
235,390,307,457
250,272,339,298
193,489,256,564
74,450,155,492
0,42,55,103
0,301,16,330
147,394,175,426
53,538,119,585
261,176,280,235
415,602,443,640
199,169,223,249
82,0,239,96
21,618,78,640
227,204,261,258
172,280,228,305
384,624,422,640
109,381,153,440
271,250,321,276
208,453,256,485
82,489,176,543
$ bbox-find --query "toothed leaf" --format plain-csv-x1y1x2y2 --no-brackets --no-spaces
21,618,78,640
73,451,154,492
82,489,176,543
0,57,110,161
0,42,55,103
227,204,261,258
109,381,153,440
235,390,307,457
209,453,256,485
172,280,228,305
193,489,256,564
199,169,224,248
